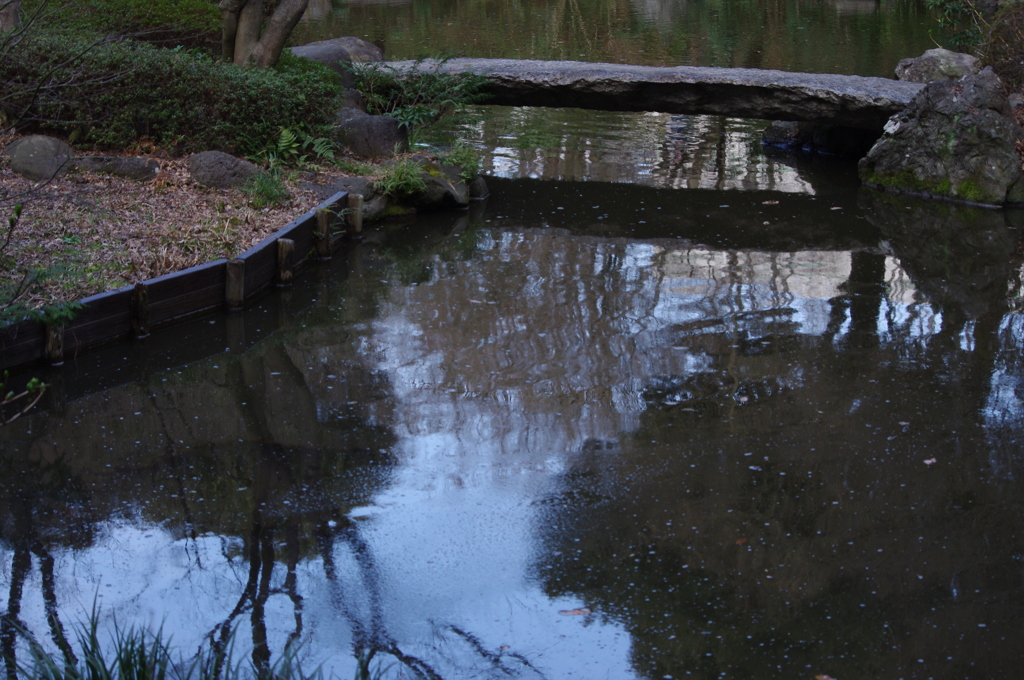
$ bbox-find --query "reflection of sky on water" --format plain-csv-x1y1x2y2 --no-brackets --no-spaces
4,222,1024,678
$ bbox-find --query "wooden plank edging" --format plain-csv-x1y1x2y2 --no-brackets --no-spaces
0,191,351,371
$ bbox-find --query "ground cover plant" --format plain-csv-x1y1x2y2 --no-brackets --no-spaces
5,611,322,680
347,57,490,141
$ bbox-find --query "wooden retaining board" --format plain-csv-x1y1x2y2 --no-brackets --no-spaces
239,206,318,295
0,191,350,372
146,259,228,328
63,286,134,352
0,319,45,370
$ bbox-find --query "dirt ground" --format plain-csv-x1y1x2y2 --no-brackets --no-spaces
0,134,354,309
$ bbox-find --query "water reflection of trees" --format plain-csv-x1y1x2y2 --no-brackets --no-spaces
0,303,413,676
525,195,1024,680
296,0,938,76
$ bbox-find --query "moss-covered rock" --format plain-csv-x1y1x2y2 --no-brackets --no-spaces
858,67,1024,206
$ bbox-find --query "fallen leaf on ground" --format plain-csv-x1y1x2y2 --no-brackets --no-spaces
559,608,591,616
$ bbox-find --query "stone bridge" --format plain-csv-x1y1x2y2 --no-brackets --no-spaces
389,59,923,131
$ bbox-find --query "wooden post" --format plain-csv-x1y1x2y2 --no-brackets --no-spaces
44,324,63,366
131,283,149,338
226,258,245,309
315,208,332,259
277,238,294,285
347,193,363,236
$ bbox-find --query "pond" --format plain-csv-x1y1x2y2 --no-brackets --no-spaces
4,177,1024,679
6,2,1024,680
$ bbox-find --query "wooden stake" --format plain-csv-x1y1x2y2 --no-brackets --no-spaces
131,282,150,339
315,208,332,259
226,258,245,309
44,324,64,366
347,193,364,235
277,238,294,285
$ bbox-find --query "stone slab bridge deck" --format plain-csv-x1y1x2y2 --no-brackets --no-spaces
389,58,924,131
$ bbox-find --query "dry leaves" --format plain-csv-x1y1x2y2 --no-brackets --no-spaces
0,138,348,308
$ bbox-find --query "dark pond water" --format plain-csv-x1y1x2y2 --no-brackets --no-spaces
5,2,1024,679
3,177,1024,679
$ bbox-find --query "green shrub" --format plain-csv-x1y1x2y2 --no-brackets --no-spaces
0,33,341,154
348,57,489,134
241,171,290,209
982,1,1024,89
926,0,985,49
438,141,481,181
27,0,221,48
373,159,427,199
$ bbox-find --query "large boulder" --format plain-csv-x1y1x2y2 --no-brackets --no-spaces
858,67,1024,206
187,151,260,189
333,108,407,158
895,48,980,83
3,135,73,181
288,37,383,86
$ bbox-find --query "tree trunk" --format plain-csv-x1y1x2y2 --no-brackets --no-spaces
233,0,263,66
0,0,21,32
219,0,246,61
220,0,310,68
246,0,310,68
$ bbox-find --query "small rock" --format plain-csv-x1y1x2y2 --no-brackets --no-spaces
187,150,260,189
895,48,980,83
3,135,73,181
73,156,159,180
333,108,407,158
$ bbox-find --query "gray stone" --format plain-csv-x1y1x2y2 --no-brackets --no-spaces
340,88,367,112
298,175,389,222
333,108,407,158
361,195,389,222
859,67,1024,206
298,175,379,202
289,37,384,86
413,161,469,210
187,151,260,189
3,135,73,181
73,156,159,180
387,58,925,130
895,48,980,83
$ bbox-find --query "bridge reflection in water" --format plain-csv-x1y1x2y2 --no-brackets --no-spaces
2,182,1023,679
